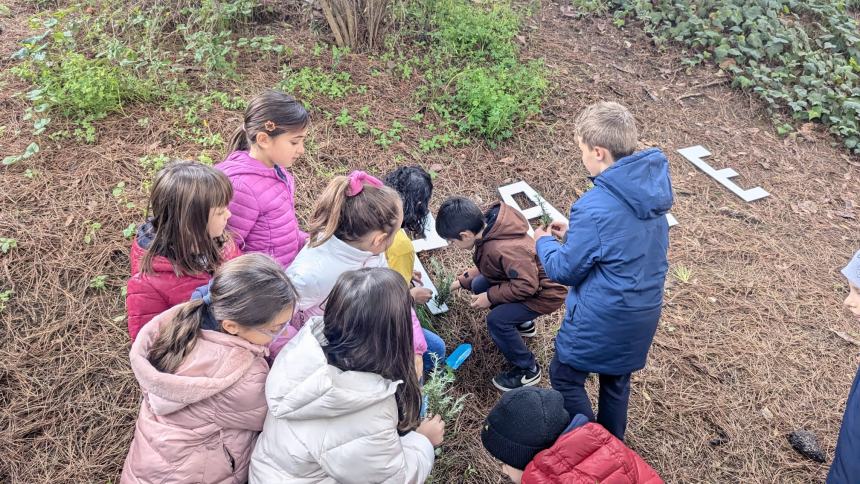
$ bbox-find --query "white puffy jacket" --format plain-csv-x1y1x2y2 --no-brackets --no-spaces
249,317,435,483
285,235,427,354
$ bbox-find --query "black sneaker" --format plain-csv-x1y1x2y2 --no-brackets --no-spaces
492,364,541,392
517,321,537,338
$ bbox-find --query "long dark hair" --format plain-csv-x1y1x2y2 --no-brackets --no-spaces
148,254,297,374
322,268,421,433
143,161,233,276
227,90,310,153
384,166,433,237
307,175,402,247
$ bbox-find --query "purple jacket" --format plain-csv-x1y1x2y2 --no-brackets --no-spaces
216,151,307,268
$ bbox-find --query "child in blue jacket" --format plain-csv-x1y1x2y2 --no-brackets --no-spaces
534,101,673,441
827,249,860,483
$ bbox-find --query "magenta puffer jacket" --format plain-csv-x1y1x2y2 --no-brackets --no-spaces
216,151,307,268
121,305,269,484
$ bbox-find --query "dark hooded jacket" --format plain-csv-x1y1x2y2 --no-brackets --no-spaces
457,202,566,315
537,148,674,374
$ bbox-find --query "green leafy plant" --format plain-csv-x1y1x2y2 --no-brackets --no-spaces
0,238,18,254
535,194,552,228
278,67,354,101
0,290,12,312
416,304,435,331
422,354,468,422
2,142,39,166
336,108,353,127
122,223,137,239
89,275,108,290
671,265,693,284
430,257,454,307
611,0,860,153
83,221,102,245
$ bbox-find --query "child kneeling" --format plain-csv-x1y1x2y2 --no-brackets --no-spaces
436,198,566,391
481,387,663,483
250,268,445,483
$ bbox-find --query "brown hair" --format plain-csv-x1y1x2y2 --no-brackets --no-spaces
574,101,638,161
322,267,421,433
143,161,233,276
307,176,402,247
227,90,310,153
148,254,297,374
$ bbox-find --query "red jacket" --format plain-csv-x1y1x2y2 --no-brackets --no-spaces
523,422,663,484
126,236,241,341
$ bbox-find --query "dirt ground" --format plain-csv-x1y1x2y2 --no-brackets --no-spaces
1,1,859,483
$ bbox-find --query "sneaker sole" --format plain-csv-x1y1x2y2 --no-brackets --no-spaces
517,329,537,338
492,372,542,392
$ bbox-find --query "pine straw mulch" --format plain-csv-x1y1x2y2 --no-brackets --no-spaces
2,1,860,483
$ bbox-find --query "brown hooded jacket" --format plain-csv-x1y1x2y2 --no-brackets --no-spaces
458,202,566,314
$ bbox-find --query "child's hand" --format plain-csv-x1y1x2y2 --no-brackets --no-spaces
470,293,491,309
550,220,569,239
417,414,446,447
412,271,424,286
534,226,553,240
449,279,461,292
410,286,433,304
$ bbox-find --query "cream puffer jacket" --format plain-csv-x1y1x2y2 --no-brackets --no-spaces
249,317,435,483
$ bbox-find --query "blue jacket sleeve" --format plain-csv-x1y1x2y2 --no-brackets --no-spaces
536,205,601,287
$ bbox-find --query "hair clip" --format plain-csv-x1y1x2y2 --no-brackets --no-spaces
346,170,384,197
264,120,277,132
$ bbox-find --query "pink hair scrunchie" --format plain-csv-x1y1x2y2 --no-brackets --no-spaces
346,170,384,197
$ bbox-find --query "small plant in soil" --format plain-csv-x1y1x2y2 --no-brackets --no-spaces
89,275,108,290
430,257,454,307
535,193,553,228
671,265,693,284
423,354,468,423
0,290,11,312
416,304,435,331
0,237,18,254
83,221,102,245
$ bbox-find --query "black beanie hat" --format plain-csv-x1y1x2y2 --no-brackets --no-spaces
481,387,571,470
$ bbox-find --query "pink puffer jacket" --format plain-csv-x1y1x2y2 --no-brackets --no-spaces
216,151,307,268
121,305,269,484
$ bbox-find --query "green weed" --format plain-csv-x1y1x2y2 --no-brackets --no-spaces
0,290,11,312
671,265,693,284
0,238,18,254
89,275,108,290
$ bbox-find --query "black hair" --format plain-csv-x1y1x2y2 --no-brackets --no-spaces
384,166,433,237
435,196,485,240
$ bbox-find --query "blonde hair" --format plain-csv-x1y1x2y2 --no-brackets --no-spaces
307,176,402,248
574,101,638,160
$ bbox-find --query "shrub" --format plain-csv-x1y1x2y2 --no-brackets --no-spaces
36,53,150,120
444,62,547,141
611,0,860,153
428,0,520,65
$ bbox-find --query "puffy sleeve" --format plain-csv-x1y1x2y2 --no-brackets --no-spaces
486,246,541,305
536,205,601,287
126,275,168,341
225,178,261,249
385,230,416,284
318,425,434,483
209,358,270,431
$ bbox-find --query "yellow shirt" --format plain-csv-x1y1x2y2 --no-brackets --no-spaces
386,229,415,284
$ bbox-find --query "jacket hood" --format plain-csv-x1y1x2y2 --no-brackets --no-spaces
218,150,283,178
265,317,400,420
129,305,268,416
130,235,176,276
482,202,529,242
594,148,674,220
